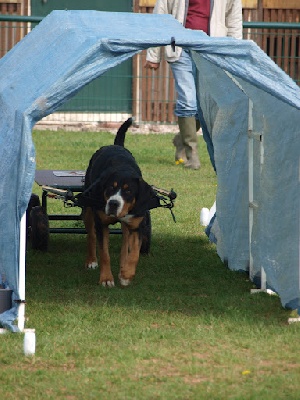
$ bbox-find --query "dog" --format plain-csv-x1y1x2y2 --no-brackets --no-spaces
82,118,156,287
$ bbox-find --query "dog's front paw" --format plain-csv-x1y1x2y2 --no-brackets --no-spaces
118,273,132,287
99,279,115,288
85,261,98,269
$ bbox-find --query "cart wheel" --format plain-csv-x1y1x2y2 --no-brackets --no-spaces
30,206,49,251
140,210,151,255
26,194,41,238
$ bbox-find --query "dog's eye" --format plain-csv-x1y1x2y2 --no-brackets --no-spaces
123,188,134,201
105,186,115,197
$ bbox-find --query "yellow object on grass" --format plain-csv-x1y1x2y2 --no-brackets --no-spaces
175,158,185,165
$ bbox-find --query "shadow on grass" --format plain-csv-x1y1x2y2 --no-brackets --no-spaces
25,230,289,326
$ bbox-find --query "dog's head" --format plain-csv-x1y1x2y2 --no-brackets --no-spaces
103,174,155,218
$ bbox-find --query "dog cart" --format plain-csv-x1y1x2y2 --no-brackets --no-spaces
27,170,176,253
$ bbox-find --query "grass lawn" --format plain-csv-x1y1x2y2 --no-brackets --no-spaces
1,128,300,399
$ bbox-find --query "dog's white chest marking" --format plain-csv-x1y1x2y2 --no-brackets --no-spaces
120,214,134,223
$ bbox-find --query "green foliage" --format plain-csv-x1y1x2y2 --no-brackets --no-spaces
1,129,300,399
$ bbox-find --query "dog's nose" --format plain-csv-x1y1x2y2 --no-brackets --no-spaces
107,199,120,216
109,199,119,209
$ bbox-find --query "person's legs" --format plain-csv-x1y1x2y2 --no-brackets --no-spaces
170,50,200,169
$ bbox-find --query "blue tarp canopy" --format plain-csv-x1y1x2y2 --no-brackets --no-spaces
0,10,299,330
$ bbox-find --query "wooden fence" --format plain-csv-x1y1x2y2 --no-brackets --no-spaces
0,0,28,58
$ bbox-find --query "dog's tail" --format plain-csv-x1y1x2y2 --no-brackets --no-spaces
114,117,133,147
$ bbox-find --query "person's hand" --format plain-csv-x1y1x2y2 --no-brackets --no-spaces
144,61,160,70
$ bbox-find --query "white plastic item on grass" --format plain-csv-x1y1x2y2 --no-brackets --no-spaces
200,208,210,226
24,329,36,356
200,201,216,227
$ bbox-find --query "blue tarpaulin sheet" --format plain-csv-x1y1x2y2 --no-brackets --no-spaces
0,11,299,330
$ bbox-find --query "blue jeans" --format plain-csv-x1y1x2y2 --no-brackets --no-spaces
169,49,198,118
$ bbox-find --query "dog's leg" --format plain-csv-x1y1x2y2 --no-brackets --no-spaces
95,216,115,287
120,224,130,271
83,207,98,269
118,220,143,287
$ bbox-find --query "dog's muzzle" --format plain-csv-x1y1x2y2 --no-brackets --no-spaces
105,190,125,217
106,199,120,216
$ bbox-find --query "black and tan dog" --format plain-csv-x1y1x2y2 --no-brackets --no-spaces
82,118,156,287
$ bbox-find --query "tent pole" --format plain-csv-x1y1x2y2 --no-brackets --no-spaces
248,100,265,293
287,160,300,323
248,103,276,297
248,100,255,281
18,212,26,332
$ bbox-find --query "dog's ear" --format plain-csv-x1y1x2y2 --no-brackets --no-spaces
132,179,158,216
